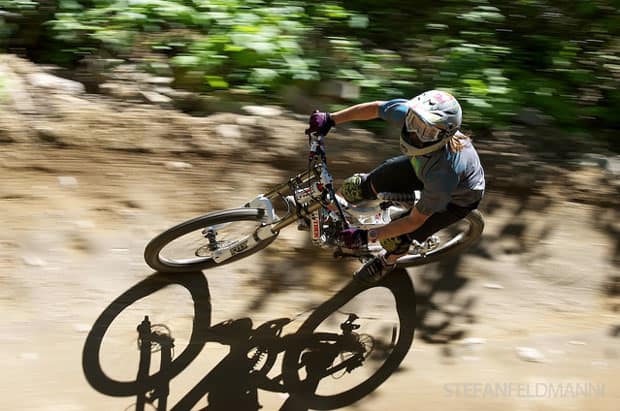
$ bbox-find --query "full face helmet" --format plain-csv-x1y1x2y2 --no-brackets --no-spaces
399,90,462,156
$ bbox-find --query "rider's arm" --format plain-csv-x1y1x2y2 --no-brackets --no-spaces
370,208,431,243
331,101,384,124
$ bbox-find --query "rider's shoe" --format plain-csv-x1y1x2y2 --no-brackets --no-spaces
354,255,396,284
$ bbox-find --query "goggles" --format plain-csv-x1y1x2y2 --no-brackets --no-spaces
405,109,445,143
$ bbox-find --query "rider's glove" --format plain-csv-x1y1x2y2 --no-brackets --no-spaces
336,228,368,250
305,110,335,136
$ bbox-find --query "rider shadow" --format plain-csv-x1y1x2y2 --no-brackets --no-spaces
413,253,476,348
410,195,548,349
473,194,555,259
82,269,416,411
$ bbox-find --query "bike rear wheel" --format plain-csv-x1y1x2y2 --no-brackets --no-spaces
144,208,278,273
395,209,484,268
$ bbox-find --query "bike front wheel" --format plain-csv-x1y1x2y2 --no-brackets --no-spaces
144,208,278,273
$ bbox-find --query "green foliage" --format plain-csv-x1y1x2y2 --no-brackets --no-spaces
0,0,619,145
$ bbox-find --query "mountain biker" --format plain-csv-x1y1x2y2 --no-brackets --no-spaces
306,90,485,284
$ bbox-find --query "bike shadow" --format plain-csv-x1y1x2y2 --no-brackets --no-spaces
82,269,416,410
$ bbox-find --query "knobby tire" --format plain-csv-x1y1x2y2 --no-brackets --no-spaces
144,208,278,273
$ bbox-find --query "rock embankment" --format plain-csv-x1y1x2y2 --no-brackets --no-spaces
1,53,618,207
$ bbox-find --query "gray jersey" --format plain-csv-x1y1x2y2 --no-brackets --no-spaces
411,140,485,214
380,98,485,214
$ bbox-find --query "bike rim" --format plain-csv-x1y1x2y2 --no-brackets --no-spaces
158,220,260,266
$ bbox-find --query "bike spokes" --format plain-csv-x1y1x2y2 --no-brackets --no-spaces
158,220,259,265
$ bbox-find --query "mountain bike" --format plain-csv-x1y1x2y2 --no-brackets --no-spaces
144,133,484,273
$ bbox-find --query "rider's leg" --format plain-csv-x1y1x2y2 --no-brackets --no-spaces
350,156,420,283
355,220,412,283
355,203,478,283
340,155,422,204
365,155,422,197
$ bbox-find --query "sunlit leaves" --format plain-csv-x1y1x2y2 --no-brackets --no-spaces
1,0,618,140
458,6,505,23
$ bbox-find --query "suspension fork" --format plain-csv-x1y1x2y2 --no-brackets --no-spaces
270,201,322,232
258,166,324,233
262,167,320,200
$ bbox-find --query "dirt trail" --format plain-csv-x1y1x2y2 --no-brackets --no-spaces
0,144,617,410
1,53,618,410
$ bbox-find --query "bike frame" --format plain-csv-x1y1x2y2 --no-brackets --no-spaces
262,166,326,233
241,134,400,257
144,131,484,273
212,155,332,264
253,135,377,240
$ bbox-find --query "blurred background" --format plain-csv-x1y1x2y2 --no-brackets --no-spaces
1,0,619,150
0,1,619,410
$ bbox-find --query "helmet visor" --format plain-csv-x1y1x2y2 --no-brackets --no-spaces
405,109,443,143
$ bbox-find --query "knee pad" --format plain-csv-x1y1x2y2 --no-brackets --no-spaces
380,235,412,256
341,173,372,204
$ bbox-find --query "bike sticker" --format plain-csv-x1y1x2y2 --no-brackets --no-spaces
311,212,320,240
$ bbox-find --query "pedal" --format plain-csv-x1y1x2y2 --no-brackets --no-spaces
411,235,440,255
425,235,440,250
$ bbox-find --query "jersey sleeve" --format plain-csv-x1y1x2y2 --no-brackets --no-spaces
379,99,408,126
